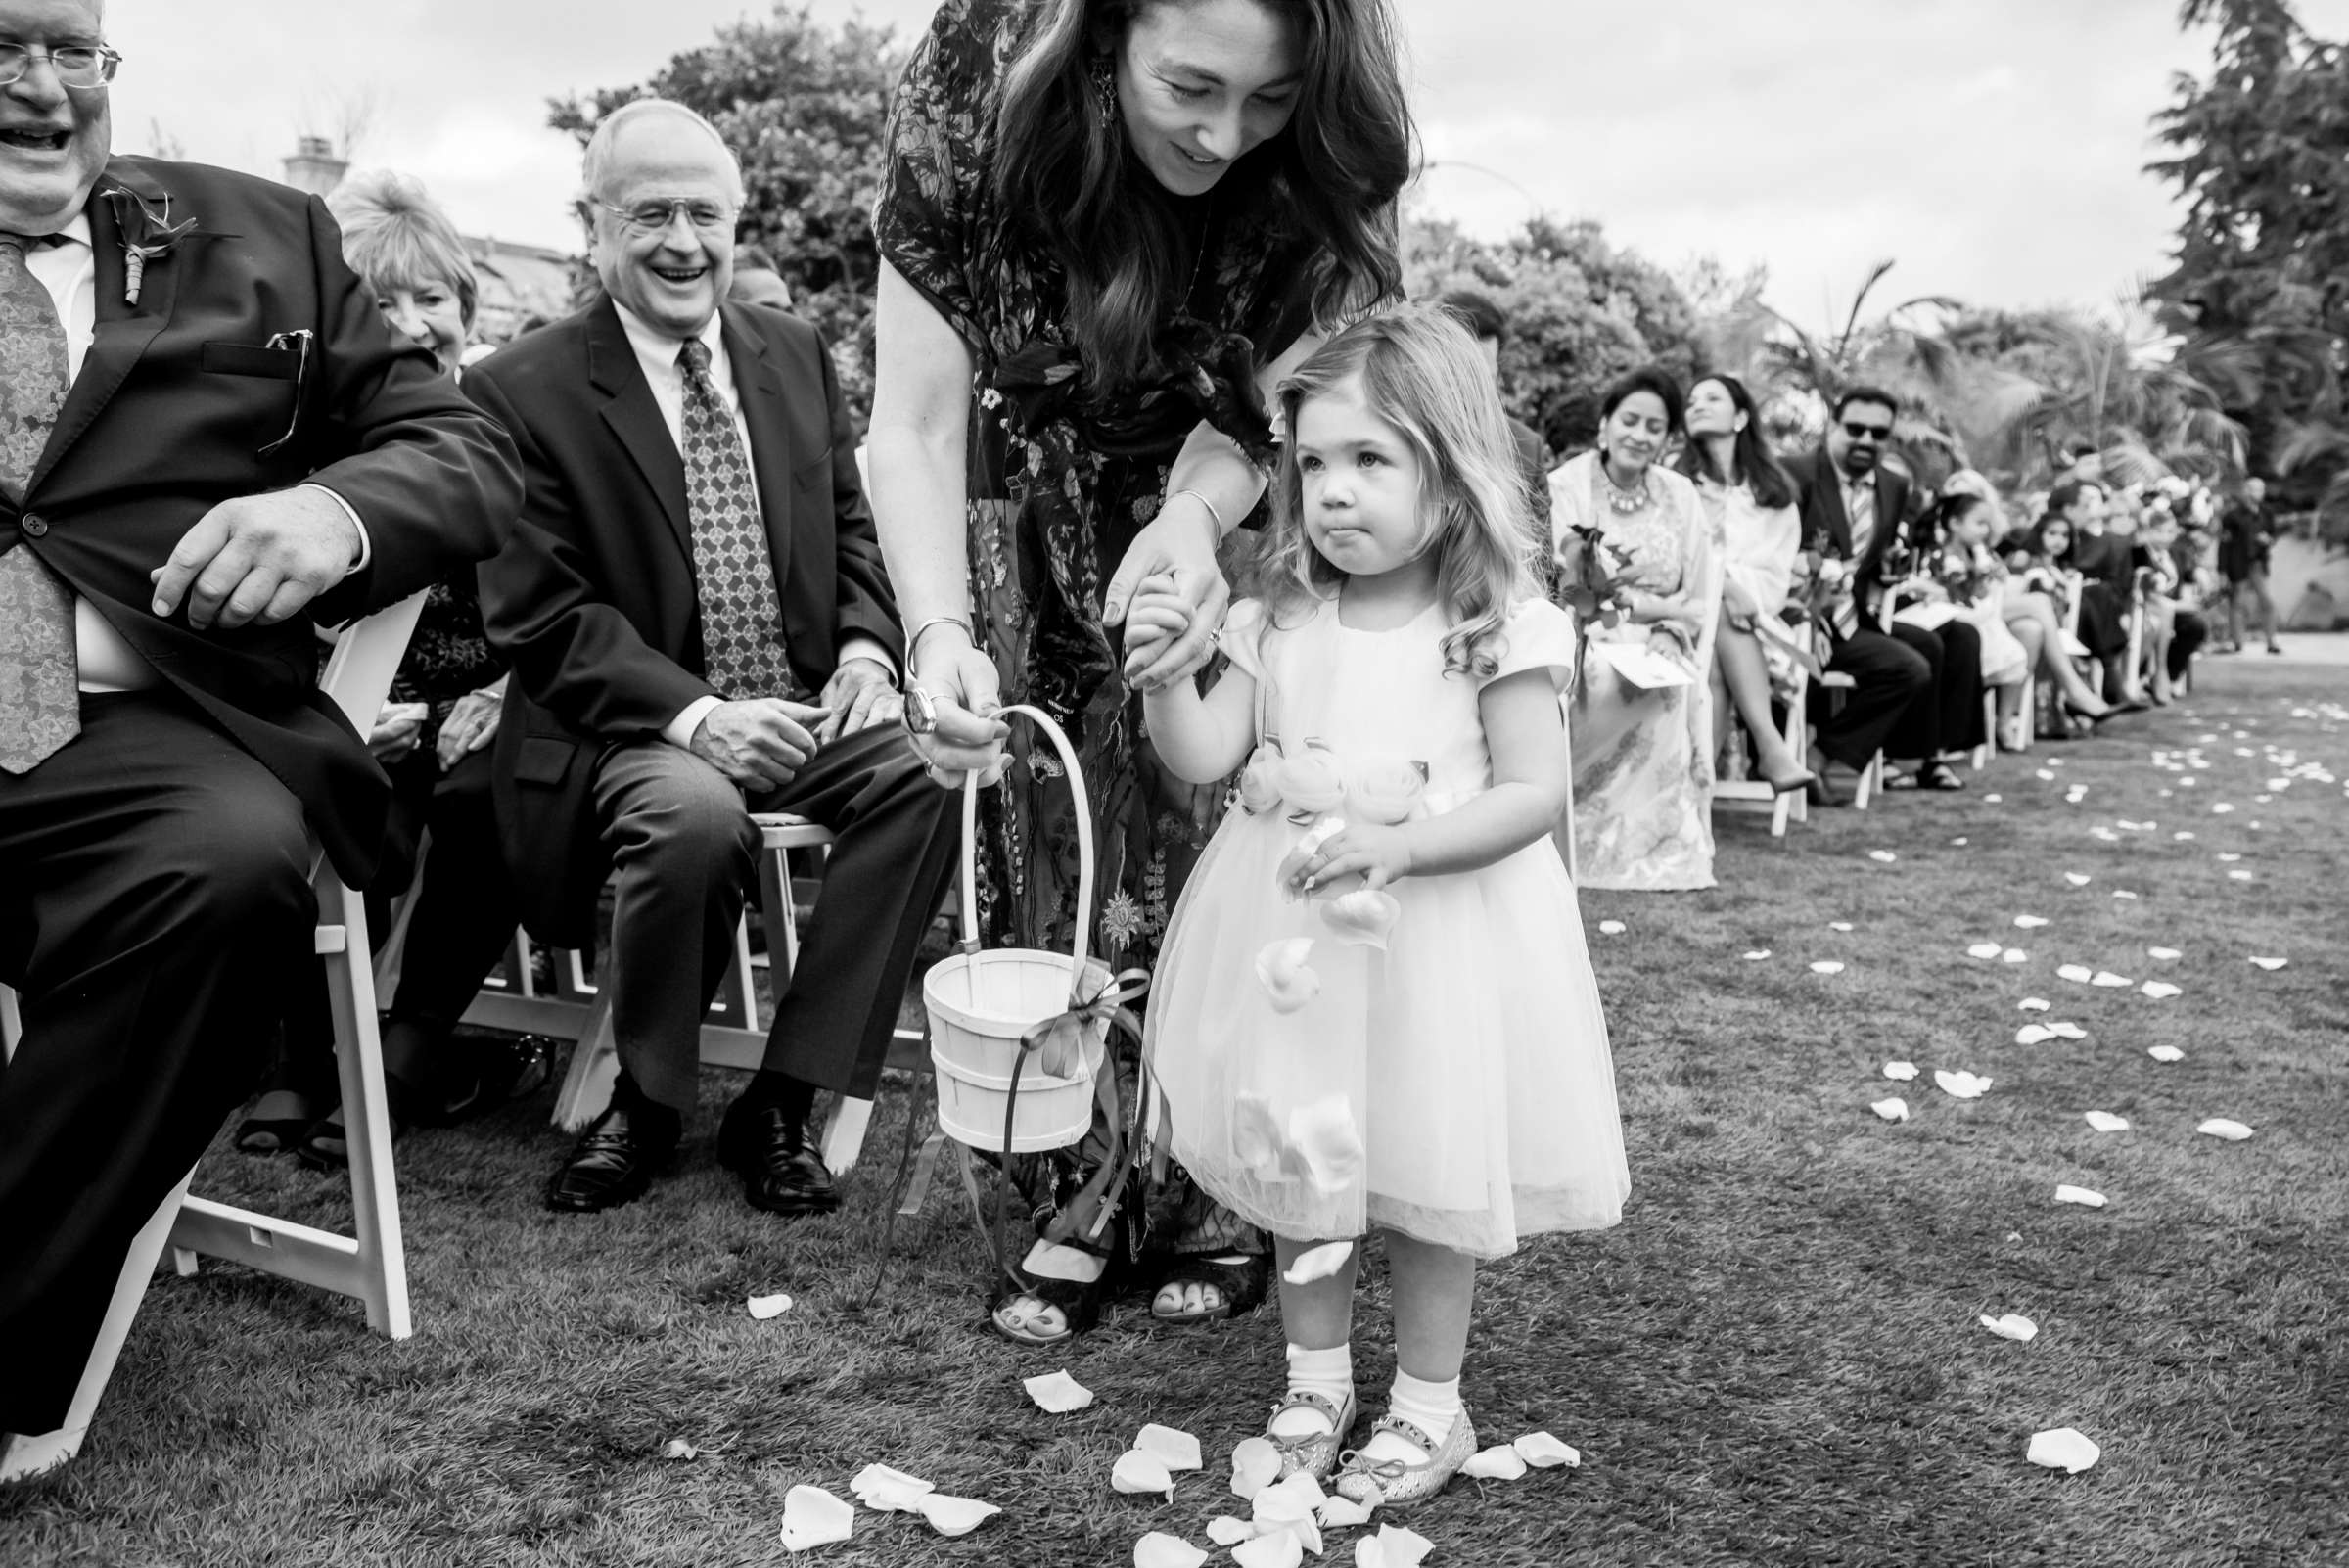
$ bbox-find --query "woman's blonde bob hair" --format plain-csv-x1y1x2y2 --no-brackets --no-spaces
328,168,480,328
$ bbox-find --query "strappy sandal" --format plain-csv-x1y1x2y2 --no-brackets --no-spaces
1148,1251,1269,1326
234,1090,319,1156
1333,1408,1479,1510
1265,1388,1357,1483
987,1246,1115,1347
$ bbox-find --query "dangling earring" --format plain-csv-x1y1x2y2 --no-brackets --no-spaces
1090,52,1118,115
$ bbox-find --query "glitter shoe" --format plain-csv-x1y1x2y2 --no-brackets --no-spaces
1332,1407,1477,1509
1266,1388,1357,1483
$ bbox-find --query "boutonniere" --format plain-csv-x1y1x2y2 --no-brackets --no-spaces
100,185,201,306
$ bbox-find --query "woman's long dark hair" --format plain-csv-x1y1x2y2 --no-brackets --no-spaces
992,0,1413,391
1675,373,1795,510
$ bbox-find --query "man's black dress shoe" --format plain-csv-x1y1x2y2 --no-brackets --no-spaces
718,1100,842,1216
545,1104,676,1213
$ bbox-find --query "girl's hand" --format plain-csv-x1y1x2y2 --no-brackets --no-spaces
1120,576,1191,661
1287,822,1414,894
1104,496,1229,692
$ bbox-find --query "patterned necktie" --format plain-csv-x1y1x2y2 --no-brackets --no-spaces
0,234,80,773
677,339,803,701
1833,475,1877,636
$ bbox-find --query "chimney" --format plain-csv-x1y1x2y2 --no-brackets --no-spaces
282,134,347,197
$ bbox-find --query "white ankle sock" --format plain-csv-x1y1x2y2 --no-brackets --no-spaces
1270,1342,1353,1439
1362,1369,1460,1462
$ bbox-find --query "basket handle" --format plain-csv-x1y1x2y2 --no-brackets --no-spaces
956,704,1095,994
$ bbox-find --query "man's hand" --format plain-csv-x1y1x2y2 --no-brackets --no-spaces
689,698,833,793
816,657,899,745
435,683,504,770
151,487,362,631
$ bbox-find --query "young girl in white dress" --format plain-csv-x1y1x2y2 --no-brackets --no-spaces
1123,305,1629,1510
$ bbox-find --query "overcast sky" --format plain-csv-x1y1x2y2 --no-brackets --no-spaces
97,0,2349,326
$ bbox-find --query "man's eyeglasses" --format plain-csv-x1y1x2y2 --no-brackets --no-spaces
0,43,122,90
1840,420,1894,442
596,198,738,236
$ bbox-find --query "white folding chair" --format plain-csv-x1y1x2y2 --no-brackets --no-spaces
2,591,425,1481
1712,654,1809,839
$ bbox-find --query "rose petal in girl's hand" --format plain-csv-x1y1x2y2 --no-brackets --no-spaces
1282,1240,1355,1286
1255,939,1321,1013
1112,1450,1177,1499
1276,815,1350,897
1320,889,1402,949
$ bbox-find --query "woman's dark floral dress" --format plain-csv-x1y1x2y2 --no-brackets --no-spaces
874,0,1375,1263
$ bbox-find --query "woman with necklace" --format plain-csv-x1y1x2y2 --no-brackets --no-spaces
1548,367,1722,890
867,0,1411,1345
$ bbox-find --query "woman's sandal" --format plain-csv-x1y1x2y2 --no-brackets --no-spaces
234,1090,319,1156
1148,1251,1269,1326
1266,1388,1358,1483
1332,1408,1479,1510
987,1258,1112,1347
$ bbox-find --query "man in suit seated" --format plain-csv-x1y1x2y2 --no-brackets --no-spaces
0,0,521,1448
1784,387,1980,796
469,100,960,1219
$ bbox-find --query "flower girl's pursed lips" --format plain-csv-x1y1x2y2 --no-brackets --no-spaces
1293,380,1426,576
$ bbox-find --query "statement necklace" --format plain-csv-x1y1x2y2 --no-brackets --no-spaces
1600,462,1654,516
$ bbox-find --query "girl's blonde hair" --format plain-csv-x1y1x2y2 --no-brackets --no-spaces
1259,302,1542,677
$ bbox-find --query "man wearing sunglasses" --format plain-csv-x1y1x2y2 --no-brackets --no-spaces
0,0,521,1456
1784,387,1985,797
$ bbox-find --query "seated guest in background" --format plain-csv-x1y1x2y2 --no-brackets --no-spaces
0,4,520,1447
2041,478,2142,703
1963,482,2117,743
239,170,549,1165
1904,487,2032,750
2133,504,2206,702
1551,368,1719,889
729,241,794,313
1440,289,1552,534
1679,372,1813,794
1781,389,1949,794
469,101,960,1218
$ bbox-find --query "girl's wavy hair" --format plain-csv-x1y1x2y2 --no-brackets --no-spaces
1258,304,1543,679
992,0,1413,391
1675,372,1794,510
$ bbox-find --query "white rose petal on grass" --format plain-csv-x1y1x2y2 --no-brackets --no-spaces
1810,961,1846,975
2112,890,2140,899
2198,1118,2254,1141
2065,873,2093,886
2036,769,2056,781
747,1292,793,1320
2091,971,2133,988
913,1495,1000,1539
2047,1022,2086,1040
2084,1111,2131,1133
1597,920,1627,935
1742,949,1773,961
1135,1534,1210,1568
1024,1370,1095,1413
779,1486,855,1553
2014,915,2049,929
2217,852,2243,862
1951,837,1969,847
1134,1425,1204,1474
2147,946,2182,961
1229,1438,1283,1500
2020,997,2051,1012
2229,870,2255,882
1981,1313,2039,1342
1871,1097,1911,1123
2057,964,2093,984
1282,1240,1355,1286
1232,1526,1305,1568
2248,956,2288,971
1461,1443,1530,1480
2053,1184,2108,1208
2027,1427,2101,1474
2004,948,2029,964
2148,1045,2186,1063
661,1439,700,1461
1985,794,2003,803
1112,1450,1177,1499
1206,1516,1256,1547
2142,981,2182,1000
1514,1431,1582,1468
1829,921,1855,932
2174,831,2197,842
1868,850,1899,863
2212,802,2236,814
2016,1025,2054,1046
1317,1495,1378,1529
1884,1061,1919,1081
850,1463,934,1512
1968,943,2004,959
1935,1070,1993,1100
1357,1525,1437,1568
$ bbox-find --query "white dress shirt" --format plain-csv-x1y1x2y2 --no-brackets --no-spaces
610,303,892,749
23,213,370,692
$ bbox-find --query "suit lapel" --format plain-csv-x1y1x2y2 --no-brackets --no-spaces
1811,451,1852,553
32,161,183,494
721,304,795,591
586,300,693,561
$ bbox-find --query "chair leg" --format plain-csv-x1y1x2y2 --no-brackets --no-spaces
1,1168,197,1481
550,990,622,1132
318,877,412,1340
1854,754,1879,810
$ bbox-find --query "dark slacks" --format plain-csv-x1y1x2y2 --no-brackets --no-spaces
1809,627,1930,771
0,694,314,1434
2169,609,2209,679
1883,619,1986,761
590,722,959,1115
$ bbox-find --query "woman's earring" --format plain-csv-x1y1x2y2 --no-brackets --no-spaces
1091,53,1119,114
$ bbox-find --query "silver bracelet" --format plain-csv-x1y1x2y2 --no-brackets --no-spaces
907,616,976,665
1167,487,1225,538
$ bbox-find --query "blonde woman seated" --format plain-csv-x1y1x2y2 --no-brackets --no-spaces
1678,373,1814,795
1551,368,1721,891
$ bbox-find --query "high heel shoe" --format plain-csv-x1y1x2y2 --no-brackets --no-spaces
1764,768,1818,797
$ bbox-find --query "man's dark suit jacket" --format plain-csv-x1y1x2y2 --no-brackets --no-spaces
468,298,902,947
0,156,520,882
1783,447,1914,617
1508,416,1552,533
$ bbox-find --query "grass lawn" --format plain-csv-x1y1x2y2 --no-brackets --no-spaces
5,657,2345,1568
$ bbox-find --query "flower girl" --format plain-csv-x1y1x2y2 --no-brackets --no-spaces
1126,305,1627,1508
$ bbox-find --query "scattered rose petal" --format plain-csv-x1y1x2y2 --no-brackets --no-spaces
2212,803,2235,814
747,1292,794,1319
1951,837,1969,846
2197,1118,2254,1141
2064,873,2092,886
2003,948,2028,964
2020,997,2050,1012
2047,1022,2086,1040
1968,943,2004,959
2084,1111,2131,1133
1985,794,2003,803
2147,946,2181,961
850,1463,934,1512
2057,964,2093,983
2014,915,2049,929
1285,1095,1366,1195
1136,1533,1210,1568
1024,1370,1095,1413
1883,1061,1918,1081
1935,1070,1993,1100
780,1485,855,1552
1282,1240,1355,1286
1229,1438,1282,1500
2174,831,2196,841
1829,921,1855,932
2248,956,2288,971
2015,1025,2054,1046
1256,939,1321,1014
1461,1444,1529,1480
1317,1495,1378,1530
1232,1532,1304,1568
1514,1431,1582,1468
2112,890,2139,899
1868,850,1898,863
2216,852,2242,862
1741,949,1772,961
1113,1450,1176,1499
661,1439,699,1461
914,1495,1000,1538
2229,870,2255,882
2148,1045,2185,1063
1871,1097,1911,1123
1810,960,1845,975
1597,919,1626,935
1357,1525,1436,1568
2142,981,2182,1000
2091,971,2132,988
2053,1184,2107,1208
2027,1427,2101,1474
1980,1313,2038,1342
1207,1516,1256,1546
1135,1425,1203,1474
1320,889,1402,950
2035,769,2055,781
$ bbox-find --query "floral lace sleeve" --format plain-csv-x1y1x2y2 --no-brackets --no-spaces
872,0,1014,353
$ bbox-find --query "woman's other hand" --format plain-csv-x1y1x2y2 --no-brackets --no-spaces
906,623,1011,787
